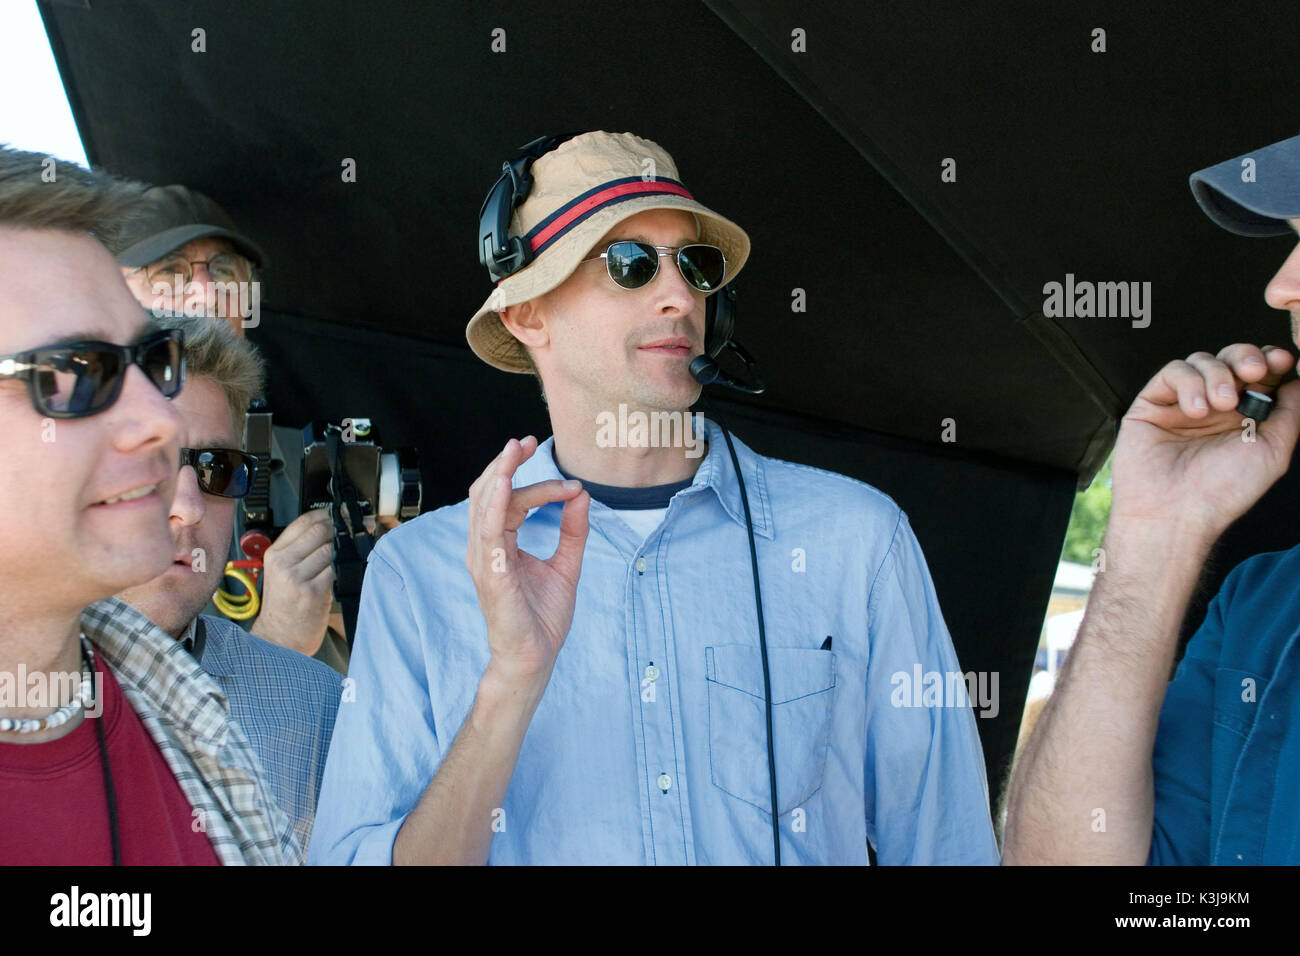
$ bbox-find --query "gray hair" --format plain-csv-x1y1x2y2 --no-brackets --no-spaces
151,314,266,435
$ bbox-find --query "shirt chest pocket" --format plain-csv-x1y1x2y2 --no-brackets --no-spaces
705,644,837,815
1213,666,1268,738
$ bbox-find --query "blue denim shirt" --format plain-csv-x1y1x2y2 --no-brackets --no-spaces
310,418,999,865
1150,542,1300,864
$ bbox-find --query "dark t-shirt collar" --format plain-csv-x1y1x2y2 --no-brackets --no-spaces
554,462,694,510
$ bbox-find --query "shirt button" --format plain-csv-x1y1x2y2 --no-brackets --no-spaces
645,664,660,681
635,557,647,574
657,773,672,792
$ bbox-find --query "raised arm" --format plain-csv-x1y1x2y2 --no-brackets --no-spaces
392,436,590,865
1003,344,1300,864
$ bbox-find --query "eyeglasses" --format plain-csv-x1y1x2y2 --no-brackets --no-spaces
179,447,257,498
582,241,727,292
130,252,253,288
0,328,184,419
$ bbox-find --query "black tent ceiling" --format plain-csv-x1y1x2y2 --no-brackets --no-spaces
33,0,1300,812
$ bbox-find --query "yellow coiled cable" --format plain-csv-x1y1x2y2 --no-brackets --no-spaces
213,564,261,620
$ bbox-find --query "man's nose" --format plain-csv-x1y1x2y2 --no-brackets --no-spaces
183,264,218,317
1264,241,1300,313
107,363,182,456
171,464,207,527
651,253,698,314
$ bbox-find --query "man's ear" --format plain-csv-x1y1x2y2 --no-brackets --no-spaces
499,298,549,350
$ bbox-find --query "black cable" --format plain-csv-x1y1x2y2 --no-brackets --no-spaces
326,428,373,648
85,641,121,866
718,421,781,866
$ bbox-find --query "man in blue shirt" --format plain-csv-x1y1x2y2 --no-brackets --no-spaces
311,131,999,865
1004,132,1300,865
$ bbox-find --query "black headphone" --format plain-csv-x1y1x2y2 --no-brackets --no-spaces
477,133,574,282
476,133,760,392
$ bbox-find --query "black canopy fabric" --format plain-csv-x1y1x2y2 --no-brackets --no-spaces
36,0,1300,818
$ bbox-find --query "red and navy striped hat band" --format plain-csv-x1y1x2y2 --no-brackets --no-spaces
524,177,694,257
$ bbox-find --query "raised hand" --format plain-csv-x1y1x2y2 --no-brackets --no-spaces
251,507,335,655
1111,343,1300,540
465,436,591,686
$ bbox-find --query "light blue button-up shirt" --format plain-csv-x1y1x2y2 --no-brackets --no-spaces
310,418,999,864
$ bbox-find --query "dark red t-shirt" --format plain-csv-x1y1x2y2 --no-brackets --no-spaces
0,656,221,865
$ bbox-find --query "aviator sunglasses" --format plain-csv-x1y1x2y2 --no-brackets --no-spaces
582,241,727,292
179,447,257,499
0,326,184,419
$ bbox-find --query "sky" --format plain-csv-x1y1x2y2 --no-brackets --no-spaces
0,0,89,167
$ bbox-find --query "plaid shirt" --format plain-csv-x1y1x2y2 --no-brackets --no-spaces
81,597,302,865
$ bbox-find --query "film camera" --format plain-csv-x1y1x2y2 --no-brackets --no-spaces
238,401,422,644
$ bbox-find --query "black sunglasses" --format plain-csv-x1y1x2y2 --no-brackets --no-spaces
180,447,257,498
0,327,184,419
583,241,727,292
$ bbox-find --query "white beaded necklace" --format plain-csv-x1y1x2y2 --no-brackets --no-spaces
0,633,95,735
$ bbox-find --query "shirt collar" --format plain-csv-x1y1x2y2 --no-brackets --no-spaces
180,616,198,652
514,416,774,539
80,597,231,756
192,615,237,676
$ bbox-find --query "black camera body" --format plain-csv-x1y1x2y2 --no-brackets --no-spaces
240,404,423,649
241,403,422,536
300,418,422,523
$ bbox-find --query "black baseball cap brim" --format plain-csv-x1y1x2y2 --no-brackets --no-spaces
1189,133,1300,237
106,184,266,268
114,223,265,269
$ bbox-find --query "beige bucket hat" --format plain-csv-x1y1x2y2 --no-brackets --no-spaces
466,130,751,373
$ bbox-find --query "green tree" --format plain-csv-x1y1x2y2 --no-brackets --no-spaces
1061,454,1112,565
